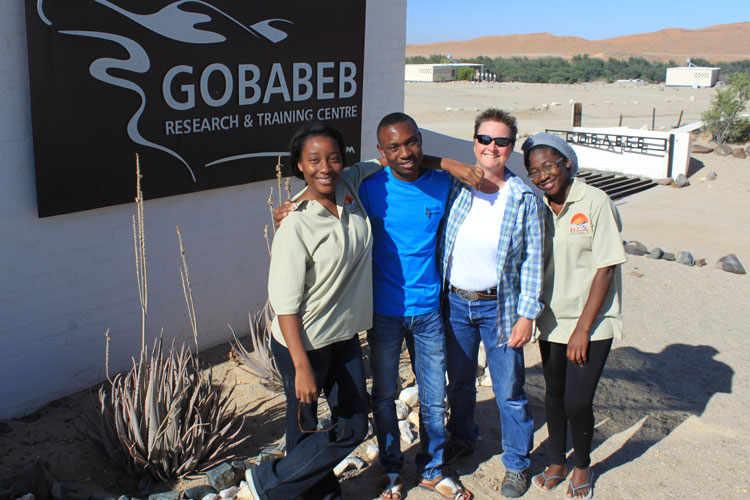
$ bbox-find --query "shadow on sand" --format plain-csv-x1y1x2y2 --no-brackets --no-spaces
441,343,731,480
686,156,706,177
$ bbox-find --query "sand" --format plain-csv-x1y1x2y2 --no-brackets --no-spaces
2,81,749,500
405,22,750,62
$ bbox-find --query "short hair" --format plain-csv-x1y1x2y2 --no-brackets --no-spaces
473,108,518,141
376,112,419,141
288,121,346,179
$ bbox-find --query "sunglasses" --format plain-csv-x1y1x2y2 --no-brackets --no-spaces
474,134,514,147
297,401,337,434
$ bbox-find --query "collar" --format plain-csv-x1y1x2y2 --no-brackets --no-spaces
543,177,585,209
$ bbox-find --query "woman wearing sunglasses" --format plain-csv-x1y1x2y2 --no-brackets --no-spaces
521,133,626,500
247,122,382,500
438,109,544,498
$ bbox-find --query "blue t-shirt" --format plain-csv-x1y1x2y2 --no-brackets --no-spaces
358,167,451,316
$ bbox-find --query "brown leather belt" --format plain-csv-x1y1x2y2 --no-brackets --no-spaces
449,284,497,301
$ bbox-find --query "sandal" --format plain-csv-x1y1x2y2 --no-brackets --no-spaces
567,470,594,500
377,472,404,500
419,475,473,500
532,470,565,492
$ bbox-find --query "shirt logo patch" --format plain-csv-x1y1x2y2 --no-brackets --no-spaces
570,213,590,234
344,194,360,213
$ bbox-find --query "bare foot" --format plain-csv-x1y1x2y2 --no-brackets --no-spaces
567,467,593,499
533,464,567,490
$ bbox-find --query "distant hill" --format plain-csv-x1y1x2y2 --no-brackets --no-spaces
406,22,750,62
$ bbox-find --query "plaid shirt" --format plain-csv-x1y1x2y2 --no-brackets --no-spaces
438,172,545,343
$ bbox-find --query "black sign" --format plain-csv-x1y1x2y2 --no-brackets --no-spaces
25,0,366,217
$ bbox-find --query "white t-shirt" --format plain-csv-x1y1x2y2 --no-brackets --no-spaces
447,184,508,291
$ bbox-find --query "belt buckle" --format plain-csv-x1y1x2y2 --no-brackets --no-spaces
456,288,479,301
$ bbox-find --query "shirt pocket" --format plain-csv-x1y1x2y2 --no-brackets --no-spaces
423,203,444,232
567,231,592,253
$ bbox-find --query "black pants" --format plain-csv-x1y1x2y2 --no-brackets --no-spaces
252,336,369,500
539,338,612,469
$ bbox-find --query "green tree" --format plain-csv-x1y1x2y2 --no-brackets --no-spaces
701,73,750,144
456,67,476,80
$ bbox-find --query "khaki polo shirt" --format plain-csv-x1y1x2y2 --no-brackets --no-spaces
536,179,627,343
268,161,381,350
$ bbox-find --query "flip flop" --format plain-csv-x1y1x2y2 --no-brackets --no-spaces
567,470,595,500
532,470,565,492
418,475,474,500
377,472,404,500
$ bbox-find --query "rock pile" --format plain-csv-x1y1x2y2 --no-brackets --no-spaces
693,143,749,160
624,240,746,274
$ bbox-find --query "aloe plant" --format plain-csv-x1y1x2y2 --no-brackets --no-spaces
230,300,282,393
84,338,248,481
82,155,248,481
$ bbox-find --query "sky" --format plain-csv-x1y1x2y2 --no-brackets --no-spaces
406,0,749,45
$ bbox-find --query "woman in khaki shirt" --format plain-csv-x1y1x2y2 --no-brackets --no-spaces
521,133,626,500
247,122,381,500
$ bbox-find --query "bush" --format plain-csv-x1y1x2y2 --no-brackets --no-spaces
702,73,750,144
456,67,476,80
724,117,750,143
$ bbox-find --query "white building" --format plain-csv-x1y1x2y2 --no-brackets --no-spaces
405,63,483,82
666,66,720,88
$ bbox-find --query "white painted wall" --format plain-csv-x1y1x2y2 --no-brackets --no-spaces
0,0,406,418
564,127,692,180
665,67,720,88
404,64,459,82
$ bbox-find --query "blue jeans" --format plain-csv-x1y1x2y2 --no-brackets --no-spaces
367,310,447,481
251,335,369,500
443,292,533,473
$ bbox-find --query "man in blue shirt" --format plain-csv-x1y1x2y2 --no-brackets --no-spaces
359,113,474,500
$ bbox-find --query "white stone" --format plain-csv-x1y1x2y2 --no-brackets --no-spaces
689,95,696,101
550,102,561,106
219,487,239,499
236,481,255,500
477,345,487,370
445,106,453,111
603,100,613,105
540,103,549,110
399,419,416,444
365,444,379,462
479,373,493,387
202,494,218,500
334,456,365,477
568,98,575,104
395,399,409,420
399,386,419,407
407,408,421,427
